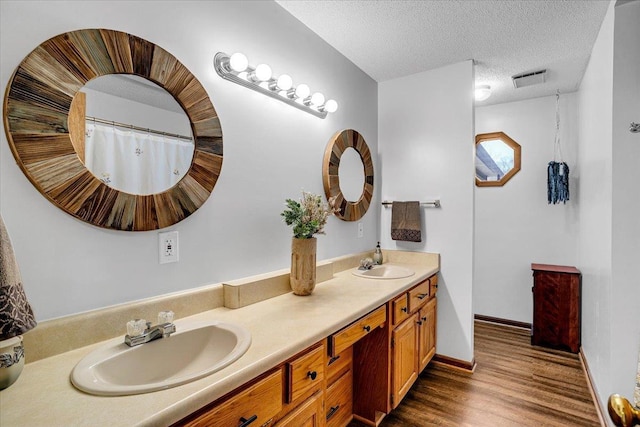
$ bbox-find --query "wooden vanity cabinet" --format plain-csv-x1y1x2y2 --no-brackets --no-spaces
174,273,438,427
390,276,437,409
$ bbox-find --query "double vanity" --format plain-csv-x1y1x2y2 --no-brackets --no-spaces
0,251,439,426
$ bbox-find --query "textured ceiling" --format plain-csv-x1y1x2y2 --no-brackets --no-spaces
275,0,611,106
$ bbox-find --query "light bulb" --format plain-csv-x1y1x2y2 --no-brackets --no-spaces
276,74,293,91
254,64,272,82
475,85,491,101
229,53,248,72
323,99,338,113
310,92,325,106
295,84,310,99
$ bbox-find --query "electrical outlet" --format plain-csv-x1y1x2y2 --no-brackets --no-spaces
159,231,179,264
357,222,364,238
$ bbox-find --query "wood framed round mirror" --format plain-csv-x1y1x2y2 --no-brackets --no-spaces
3,29,223,231
322,129,374,221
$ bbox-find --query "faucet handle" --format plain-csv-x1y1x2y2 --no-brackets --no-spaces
126,319,147,337
158,310,174,324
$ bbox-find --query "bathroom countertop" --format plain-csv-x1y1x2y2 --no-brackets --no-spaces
0,256,439,427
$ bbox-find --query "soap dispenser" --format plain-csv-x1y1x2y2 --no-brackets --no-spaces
373,242,383,265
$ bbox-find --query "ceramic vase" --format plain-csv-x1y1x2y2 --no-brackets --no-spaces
290,237,317,296
0,336,25,390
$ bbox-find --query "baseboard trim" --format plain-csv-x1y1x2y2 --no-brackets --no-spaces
432,354,477,374
474,314,532,330
579,348,608,427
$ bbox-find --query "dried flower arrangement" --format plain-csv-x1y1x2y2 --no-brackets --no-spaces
281,191,337,239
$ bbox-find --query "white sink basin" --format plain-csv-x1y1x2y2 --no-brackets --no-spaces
71,320,251,396
352,264,415,279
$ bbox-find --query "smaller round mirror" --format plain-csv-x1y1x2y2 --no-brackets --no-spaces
322,129,374,221
475,131,521,187
338,147,365,202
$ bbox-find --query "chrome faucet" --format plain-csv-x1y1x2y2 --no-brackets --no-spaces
125,311,176,347
358,257,375,270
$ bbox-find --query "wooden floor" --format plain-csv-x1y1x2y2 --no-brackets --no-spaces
353,321,600,427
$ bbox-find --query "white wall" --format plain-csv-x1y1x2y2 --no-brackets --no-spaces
474,95,579,323
0,0,379,320
577,0,615,415
379,61,475,363
611,0,640,407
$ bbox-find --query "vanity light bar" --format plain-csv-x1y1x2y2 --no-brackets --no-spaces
213,52,338,119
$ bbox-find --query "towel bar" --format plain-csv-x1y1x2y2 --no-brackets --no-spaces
382,200,441,208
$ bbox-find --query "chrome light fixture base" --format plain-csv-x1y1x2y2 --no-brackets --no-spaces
214,52,333,119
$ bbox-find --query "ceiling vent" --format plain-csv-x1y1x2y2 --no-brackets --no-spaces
512,69,547,88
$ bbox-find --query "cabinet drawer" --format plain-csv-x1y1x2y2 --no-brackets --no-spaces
326,346,352,386
329,305,386,356
326,369,353,427
181,369,283,427
276,391,324,427
391,293,409,326
429,275,438,296
287,344,325,403
408,279,430,312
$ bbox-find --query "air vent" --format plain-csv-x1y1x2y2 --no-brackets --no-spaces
512,69,547,88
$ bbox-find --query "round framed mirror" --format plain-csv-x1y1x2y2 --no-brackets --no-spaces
3,29,223,231
322,129,374,221
475,131,521,187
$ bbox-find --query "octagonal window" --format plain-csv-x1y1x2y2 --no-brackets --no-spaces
475,131,521,187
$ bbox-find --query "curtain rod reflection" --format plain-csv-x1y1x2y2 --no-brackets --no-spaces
85,116,193,142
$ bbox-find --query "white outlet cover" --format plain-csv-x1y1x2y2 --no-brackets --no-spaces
159,231,179,264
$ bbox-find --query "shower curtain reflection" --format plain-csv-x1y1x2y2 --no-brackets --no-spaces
84,123,194,195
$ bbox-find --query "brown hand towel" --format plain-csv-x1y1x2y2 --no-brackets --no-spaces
0,215,37,340
391,201,422,242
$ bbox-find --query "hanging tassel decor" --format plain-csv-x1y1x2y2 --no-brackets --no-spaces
547,91,570,204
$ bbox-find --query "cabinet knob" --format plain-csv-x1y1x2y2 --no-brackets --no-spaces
401,307,408,313
417,320,423,325
422,316,427,321
418,293,428,300
363,325,371,332
307,370,318,380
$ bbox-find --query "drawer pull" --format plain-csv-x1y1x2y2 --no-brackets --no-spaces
307,370,318,380
238,415,257,427
417,293,428,300
401,307,408,313
326,404,340,420
363,325,371,332
328,355,341,366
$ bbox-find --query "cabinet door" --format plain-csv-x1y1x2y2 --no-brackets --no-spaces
276,391,324,427
391,315,417,408
418,298,436,372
